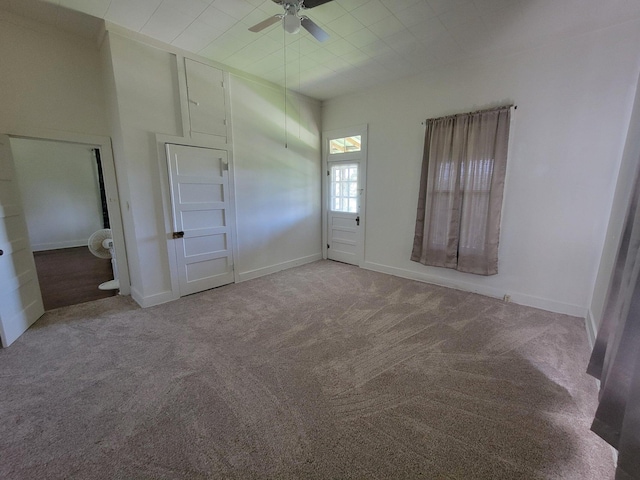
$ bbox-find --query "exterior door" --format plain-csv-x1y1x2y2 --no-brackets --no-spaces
328,162,361,265
0,134,44,347
166,144,234,296
323,127,367,266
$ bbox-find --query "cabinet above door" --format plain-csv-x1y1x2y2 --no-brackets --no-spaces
185,59,227,140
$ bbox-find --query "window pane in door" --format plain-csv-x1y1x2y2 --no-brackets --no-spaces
330,138,345,154
330,164,358,213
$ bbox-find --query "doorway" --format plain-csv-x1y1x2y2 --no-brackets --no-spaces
322,126,368,267
0,131,129,347
10,138,117,310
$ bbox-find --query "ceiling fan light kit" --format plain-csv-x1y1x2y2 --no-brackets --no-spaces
283,12,302,34
249,0,331,42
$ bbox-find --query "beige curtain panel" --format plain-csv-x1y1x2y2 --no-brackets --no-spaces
587,161,640,480
411,106,511,275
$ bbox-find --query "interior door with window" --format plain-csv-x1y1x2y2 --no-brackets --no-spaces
323,127,367,267
0,134,45,347
166,144,234,296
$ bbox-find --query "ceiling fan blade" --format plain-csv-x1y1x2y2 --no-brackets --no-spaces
301,16,329,42
302,0,333,8
248,15,281,32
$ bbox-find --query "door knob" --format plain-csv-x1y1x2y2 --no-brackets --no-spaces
355,216,360,226
0,249,3,256
173,231,185,239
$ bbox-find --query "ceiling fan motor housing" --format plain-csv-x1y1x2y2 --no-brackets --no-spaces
250,0,331,41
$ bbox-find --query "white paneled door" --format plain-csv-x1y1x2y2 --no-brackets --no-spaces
166,144,234,296
0,134,44,347
324,126,367,267
185,59,227,139
328,162,361,265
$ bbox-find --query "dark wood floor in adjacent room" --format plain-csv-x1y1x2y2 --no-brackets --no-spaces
33,247,117,311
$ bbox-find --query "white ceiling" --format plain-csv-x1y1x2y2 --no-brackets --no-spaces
2,0,640,100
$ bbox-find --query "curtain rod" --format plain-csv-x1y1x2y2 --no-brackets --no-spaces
421,104,516,125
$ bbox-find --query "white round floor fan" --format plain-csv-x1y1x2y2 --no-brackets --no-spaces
88,228,120,291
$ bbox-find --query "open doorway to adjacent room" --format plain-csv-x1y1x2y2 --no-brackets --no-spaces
10,137,119,310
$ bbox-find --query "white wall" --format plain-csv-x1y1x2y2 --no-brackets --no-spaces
0,10,131,294
102,30,322,305
588,73,640,341
11,138,103,251
322,20,640,316
101,32,182,305
230,75,322,280
1,7,320,307
0,9,108,136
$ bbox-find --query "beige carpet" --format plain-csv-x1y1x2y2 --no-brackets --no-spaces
0,260,612,479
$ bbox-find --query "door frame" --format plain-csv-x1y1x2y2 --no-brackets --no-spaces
156,134,238,301
2,128,131,296
322,125,368,266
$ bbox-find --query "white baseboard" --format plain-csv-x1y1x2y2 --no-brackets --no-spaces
131,287,177,308
586,309,598,349
130,254,322,307
32,239,89,251
362,261,588,318
237,253,322,283
130,287,144,308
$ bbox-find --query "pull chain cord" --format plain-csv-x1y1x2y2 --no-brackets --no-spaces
283,26,288,149
297,33,301,141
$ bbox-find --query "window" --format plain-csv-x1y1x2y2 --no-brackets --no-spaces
411,106,511,276
330,164,358,213
329,135,361,154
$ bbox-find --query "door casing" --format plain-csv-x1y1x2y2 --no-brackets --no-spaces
322,125,368,266
156,133,238,301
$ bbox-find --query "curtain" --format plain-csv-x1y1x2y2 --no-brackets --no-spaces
411,106,511,275
587,160,640,480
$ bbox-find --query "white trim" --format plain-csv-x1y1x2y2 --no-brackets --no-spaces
130,287,144,307
0,204,20,218
237,254,322,283
362,261,588,317
175,54,191,138
226,74,240,285
31,240,91,251
130,287,177,308
586,308,598,349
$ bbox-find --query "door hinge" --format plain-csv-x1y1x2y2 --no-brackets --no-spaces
327,244,330,249
327,170,330,176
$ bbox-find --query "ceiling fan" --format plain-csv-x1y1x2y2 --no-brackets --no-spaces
249,0,333,42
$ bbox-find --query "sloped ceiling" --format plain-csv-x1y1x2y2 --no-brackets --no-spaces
2,0,640,100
